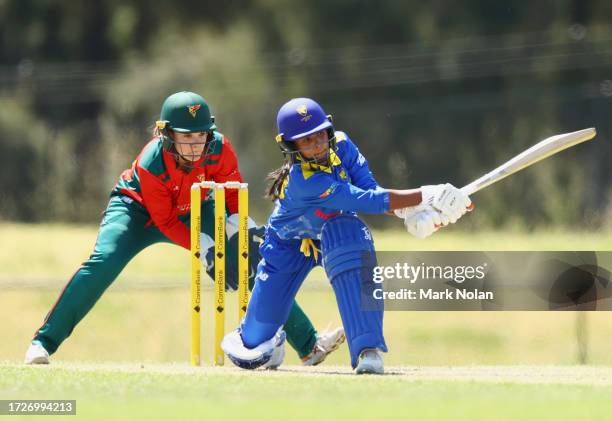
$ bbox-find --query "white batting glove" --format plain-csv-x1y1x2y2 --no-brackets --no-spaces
400,204,450,239
420,183,472,223
393,208,407,219
395,205,451,225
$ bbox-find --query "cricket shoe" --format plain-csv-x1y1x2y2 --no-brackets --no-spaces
263,340,286,370
302,327,346,366
355,348,384,375
24,342,50,365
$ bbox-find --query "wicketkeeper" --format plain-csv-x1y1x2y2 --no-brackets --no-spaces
25,91,345,365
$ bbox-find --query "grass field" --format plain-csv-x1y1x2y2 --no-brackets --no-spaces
2,362,612,420
2,223,612,366
1,223,612,419
0,223,610,284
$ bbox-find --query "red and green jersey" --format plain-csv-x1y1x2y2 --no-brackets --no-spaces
111,131,242,250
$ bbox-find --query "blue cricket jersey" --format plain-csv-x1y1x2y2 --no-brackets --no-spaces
267,131,390,240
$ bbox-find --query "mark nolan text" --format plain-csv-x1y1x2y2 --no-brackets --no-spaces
373,288,493,300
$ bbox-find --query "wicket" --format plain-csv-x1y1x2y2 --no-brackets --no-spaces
190,181,249,366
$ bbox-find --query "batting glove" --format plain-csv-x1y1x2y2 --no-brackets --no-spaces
420,183,472,223
397,204,450,239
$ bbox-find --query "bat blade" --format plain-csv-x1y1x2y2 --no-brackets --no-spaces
461,128,596,195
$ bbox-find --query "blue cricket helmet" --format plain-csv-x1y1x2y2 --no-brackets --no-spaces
275,98,334,156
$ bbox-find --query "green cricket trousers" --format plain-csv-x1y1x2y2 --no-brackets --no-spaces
34,195,317,358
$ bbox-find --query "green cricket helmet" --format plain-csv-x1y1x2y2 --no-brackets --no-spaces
156,91,216,165
157,91,216,133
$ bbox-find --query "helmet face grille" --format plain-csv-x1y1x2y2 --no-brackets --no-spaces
279,129,337,167
160,128,216,169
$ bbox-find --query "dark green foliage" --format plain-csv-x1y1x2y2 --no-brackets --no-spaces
0,0,610,227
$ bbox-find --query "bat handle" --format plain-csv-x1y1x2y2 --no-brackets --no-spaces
460,184,477,196
461,184,477,212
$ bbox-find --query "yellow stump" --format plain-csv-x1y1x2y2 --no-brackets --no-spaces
214,185,226,366
190,181,250,367
238,186,249,321
190,185,201,366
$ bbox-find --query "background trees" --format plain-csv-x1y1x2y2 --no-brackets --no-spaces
1,0,610,228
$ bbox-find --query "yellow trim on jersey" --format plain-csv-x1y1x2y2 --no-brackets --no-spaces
279,176,289,199
280,132,347,199
300,149,342,179
300,238,320,261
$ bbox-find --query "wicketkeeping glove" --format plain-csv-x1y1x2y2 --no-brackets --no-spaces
247,225,265,287
225,213,258,239
201,232,240,292
200,233,216,271
221,214,265,291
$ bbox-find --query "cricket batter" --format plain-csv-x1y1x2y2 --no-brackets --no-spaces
25,91,344,365
221,98,472,373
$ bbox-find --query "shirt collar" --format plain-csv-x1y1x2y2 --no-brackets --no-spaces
299,149,341,178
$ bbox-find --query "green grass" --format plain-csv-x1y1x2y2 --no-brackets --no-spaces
1,363,611,420
0,222,609,284
2,223,612,366
2,224,612,419
5,288,612,366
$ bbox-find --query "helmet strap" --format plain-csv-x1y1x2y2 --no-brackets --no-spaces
160,128,175,153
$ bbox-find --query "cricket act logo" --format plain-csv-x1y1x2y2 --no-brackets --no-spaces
296,104,312,122
188,104,201,118
318,183,338,198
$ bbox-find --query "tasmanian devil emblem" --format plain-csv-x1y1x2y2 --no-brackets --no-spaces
188,104,201,118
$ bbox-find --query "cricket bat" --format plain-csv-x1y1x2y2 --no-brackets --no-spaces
461,128,597,196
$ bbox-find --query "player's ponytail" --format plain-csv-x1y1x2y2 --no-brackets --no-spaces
266,159,292,200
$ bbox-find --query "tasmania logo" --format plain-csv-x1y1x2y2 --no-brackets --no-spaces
177,203,190,213
188,104,201,118
296,104,312,122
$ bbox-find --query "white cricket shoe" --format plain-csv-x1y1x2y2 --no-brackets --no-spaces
24,342,50,365
262,340,286,370
355,348,384,375
302,327,346,366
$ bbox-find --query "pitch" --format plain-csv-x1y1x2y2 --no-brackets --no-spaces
2,362,611,420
